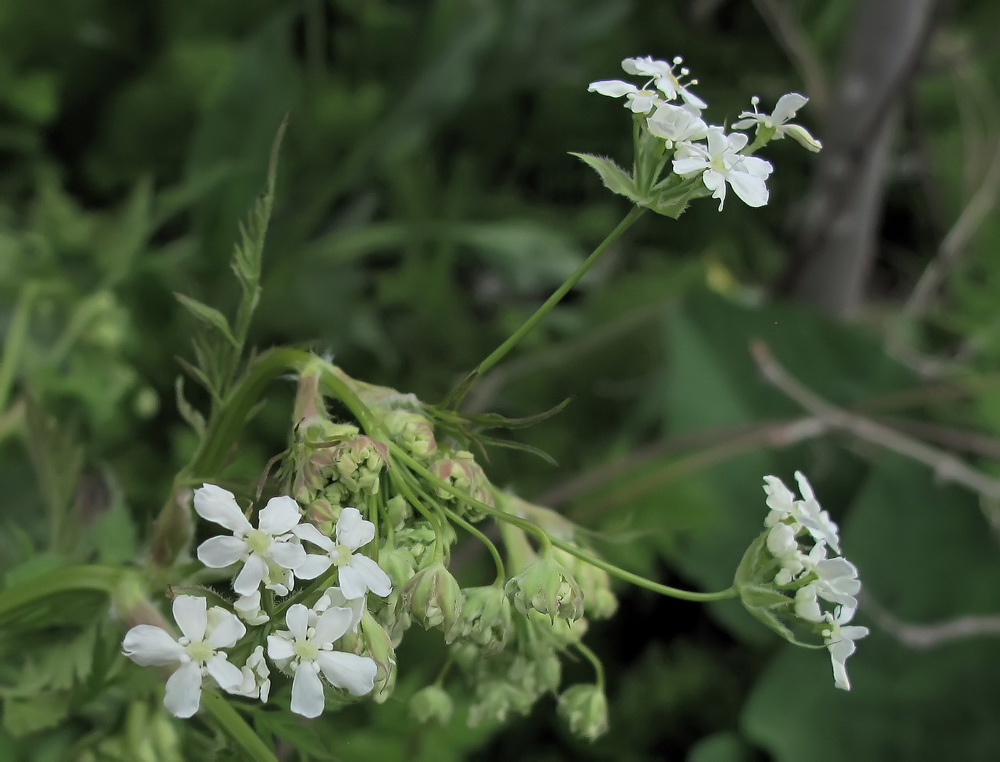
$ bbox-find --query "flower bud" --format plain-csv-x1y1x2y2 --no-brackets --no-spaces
378,546,417,589
355,611,397,703
385,494,411,529
376,592,412,646
449,585,512,649
383,410,438,459
305,498,340,536
553,548,617,620
432,450,494,521
468,680,534,726
409,684,453,725
506,555,584,621
400,562,465,634
557,684,609,742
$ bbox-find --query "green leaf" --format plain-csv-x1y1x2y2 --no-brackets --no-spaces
569,152,640,202
174,376,206,436
173,293,238,347
2,692,70,737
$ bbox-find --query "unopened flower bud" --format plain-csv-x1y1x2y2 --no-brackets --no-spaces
409,684,453,725
506,555,584,621
305,498,340,535
385,494,411,529
557,684,609,742
379,546,417,589
355,611,397,703
400,562,464,634
383,410,438,459
468,680,534,726
450,584,512,649
553,548,618,620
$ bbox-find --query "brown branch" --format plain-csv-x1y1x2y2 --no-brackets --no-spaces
751,340,1000,501
862,593,1000,649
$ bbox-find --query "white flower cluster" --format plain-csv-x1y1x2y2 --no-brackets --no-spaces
589,55,820,210
762,472,868,690
122,485,392,719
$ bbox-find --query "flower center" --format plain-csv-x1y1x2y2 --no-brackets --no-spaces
247,529,272,555
294,639,319,661
186,641,214,663
333,545,352,568
710,156,728,173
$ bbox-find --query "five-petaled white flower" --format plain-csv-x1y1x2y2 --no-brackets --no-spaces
194,484,308,596
672,127,773,210
292,507,393,600
122,595,245,718
267,602,377,718
733,93,822,152
822,607,869,691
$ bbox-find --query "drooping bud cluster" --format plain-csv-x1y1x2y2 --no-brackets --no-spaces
735,472,869,690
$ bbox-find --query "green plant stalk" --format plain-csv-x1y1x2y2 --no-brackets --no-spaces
201,691,278,762
574,641,606,691
0,282,38,413
453,206,647,399
0,565,124,623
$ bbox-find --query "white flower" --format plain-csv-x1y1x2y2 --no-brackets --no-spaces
234,590,270,626
233,645,271,702
292,507,393,600
314,586,366,634
763,474,797,525
194,484,308,596
587,80,663,114
646,103,708,148
794,583,824,622
733,93,822,152
812,556,861,609
822,607,869,691
673,127,773,210
267,603,378,718
121,595,245,718
792,471,841,553
622,55,706,110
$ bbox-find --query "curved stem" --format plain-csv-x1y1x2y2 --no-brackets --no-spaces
574,641,605,691
550,537,737,603
451,207,646,403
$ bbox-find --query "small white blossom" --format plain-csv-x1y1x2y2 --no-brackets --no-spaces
267,603,377,718
622,55,706,110
194,484,308,597
673,127,773,210
293,507,393,600
121,595,245,718
793,471,841,553
812,556,861,610
646,102,709,148
314,586,366,634
587,79,663,114
822,607,869,690
733,93,822,152
234,590,269,626
794,583,824,622
233,645,271,702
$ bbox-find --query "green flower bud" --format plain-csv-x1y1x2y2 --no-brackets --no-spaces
553,548,618,620
468,680,535,727
356,611,397,703
450,584,512,649
400,562,465,634
383,410,438,459
378,546,417,589
385,494,411,529
506,555,584,621
305,498,340,536
376,592,412,646
525,609,587,648
409,684,453,725
332,436,389,495
509,651,561,695
431,450,494,521
557,684,609,742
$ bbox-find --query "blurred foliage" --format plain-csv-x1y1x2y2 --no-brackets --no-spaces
3,0,1000,759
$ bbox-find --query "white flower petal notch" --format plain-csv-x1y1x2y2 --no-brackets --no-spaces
293,506,393,600
733,93,823,152
267,602,378,718
121,595,246,718
194,484,308,597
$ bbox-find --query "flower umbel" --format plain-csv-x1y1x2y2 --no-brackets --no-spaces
121,595,245,717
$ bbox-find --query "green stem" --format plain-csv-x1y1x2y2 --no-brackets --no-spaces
201,691,278,762
451,207,646,403
550,536,736,602
0,565,124,623
0,283,39,413
574,641,605,691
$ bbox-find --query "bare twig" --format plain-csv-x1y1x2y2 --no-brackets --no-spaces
751,340,1000,501
862,593,1000,649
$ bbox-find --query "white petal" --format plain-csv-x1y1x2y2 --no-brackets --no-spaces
726,169,769,208
316,651,377,696
292,522,335,550
679,88,707,110
233,554,268,596
587,80,637,98
671,156,708,176
323,588,365,632
285,604,310,640
163,661,203,718
206,653,244,692
741,155,774,179
347,555,392,597
193,485,252,534
206,608,246,649
772,92,808,124
269,539,307,571
793,471,815,501
267,633,295,662
336,507,375,550
295,554,334,580
197,536,247,568
726,131,750,153
122,625,183,666
290,663,326,718
257,496,302,535
172,596,208,643
313,606,353,646
705,128,729,157
782,124,823,152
